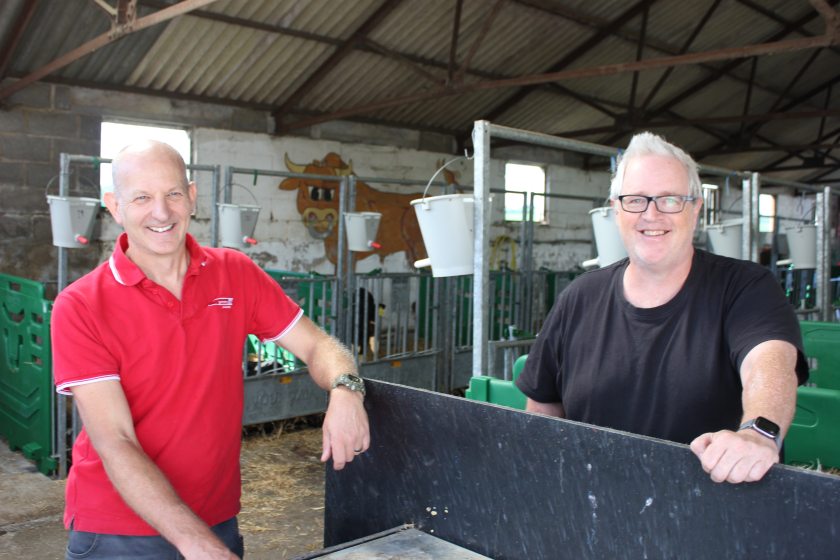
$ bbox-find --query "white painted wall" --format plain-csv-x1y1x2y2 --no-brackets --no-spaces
197,128,475,275
101,127,612,274
486,161,611,271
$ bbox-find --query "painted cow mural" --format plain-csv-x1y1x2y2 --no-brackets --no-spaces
280,152,433,266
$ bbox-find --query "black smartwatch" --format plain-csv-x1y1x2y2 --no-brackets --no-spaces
739,416,781,449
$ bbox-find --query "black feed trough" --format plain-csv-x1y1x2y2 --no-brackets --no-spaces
324,380,840,559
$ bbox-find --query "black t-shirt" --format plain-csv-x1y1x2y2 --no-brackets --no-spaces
515,249,809,445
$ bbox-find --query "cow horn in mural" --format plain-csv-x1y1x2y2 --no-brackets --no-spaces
336,161,353,176
322,152,353,176
284,153,308,175
286,152,354,177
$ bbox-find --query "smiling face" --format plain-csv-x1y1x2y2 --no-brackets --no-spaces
104,143,196,268
613,154,702,274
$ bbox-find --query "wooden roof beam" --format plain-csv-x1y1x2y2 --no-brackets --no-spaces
599,0,839,147
0,0,40,81
483,0,656,123
641,0,722,112
452,0,505,85
0,0,221,102
558,109,840,140
447,0,462,86
517,0,808,114
280,23,840,134
628,4,650,116
272,0,404,123
761,124,840,170
359,38,444,87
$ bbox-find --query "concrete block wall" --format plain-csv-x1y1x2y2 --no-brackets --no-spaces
1,81,610,289
0,81,103,293
0,80,275,290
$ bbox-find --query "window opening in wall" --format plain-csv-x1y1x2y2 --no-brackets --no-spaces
701,183,719,227
504,163,546,222
99,122,191,201
759,193,776,233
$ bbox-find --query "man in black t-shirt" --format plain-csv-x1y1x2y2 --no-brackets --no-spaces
516,132,808,484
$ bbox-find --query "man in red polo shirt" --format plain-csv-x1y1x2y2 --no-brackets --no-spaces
51,140,369,559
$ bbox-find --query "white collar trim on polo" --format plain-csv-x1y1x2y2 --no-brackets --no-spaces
109,255,127,286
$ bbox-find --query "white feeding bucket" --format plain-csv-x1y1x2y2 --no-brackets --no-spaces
219,203,260,249
411,194,474,277
706,218,743,259
583,207,627,268
46,195,99,248
344,211,382,252
785,224,817,269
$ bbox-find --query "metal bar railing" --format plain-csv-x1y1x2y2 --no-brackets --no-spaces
487,338,536,381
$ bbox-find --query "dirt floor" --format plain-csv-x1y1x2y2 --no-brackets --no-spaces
238,420,328,559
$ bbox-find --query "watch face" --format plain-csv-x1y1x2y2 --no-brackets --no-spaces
754,416,780,437
332,374,365,395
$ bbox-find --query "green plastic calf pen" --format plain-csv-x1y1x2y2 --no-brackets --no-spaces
0,273,55,475
466,334,840,470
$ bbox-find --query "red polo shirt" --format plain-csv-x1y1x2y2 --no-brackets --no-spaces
52,233,302,535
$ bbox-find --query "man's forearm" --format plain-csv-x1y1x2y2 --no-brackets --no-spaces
525,398,565,418
97,439,231,556
740,340,799,437
277,316,357,390
306,335,358,390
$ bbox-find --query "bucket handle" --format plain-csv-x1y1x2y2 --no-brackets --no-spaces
420,149,473,201
795,192,817,223
223,183,260,206
44,169,101,198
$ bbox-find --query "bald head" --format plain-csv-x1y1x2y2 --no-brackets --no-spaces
112,140,188,199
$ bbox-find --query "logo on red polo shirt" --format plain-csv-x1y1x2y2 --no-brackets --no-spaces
208,297,234,309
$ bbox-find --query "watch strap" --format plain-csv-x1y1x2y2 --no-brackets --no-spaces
739,417,781,449
331,373,366,396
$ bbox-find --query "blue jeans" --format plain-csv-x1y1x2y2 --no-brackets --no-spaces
65,516,244,559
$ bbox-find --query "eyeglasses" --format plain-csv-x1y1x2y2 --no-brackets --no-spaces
617,194,696,214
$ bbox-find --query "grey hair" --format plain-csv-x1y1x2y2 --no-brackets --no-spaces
609,132,701,200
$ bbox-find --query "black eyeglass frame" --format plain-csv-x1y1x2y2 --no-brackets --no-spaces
616,194,697,214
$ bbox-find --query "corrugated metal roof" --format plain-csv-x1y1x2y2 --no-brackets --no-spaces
2,0,839,183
